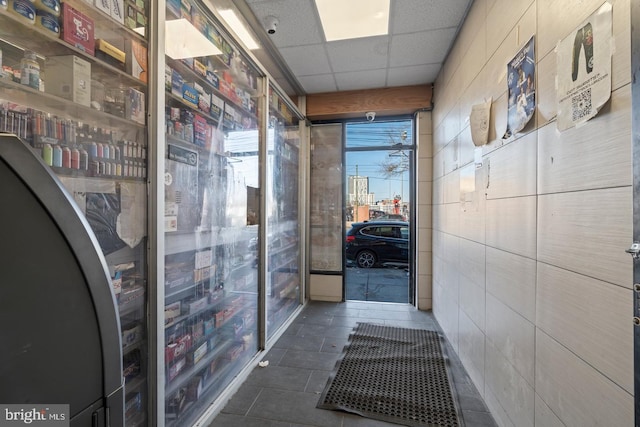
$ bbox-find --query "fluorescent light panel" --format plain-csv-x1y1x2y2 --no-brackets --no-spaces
315,0,390,42
219,9,260,50
165,19,222,60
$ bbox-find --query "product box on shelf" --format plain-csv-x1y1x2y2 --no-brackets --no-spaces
125,38,147,83
194,266,211,283
193,58,207,78
95,39,125,70
165,301,181,326
111,0,125,24
95,0,111,16
125,87,145,124
182,83,199,109
60,3,95,55
189,318,204,342
165,333,192,364
165,65,173,92
186,376,204,401
125,392,142,420
186,341,207,366
203,315,215,336
123,349,142,382
111,271,123,301
171,69,184,97
197,88,210,114
167,356,186,383
210,94,223,121
187,296,208,314
193,114,207,148
194,249,212,269
119,285,145,313
122,323,143,348
45,55,91,107
125,1,147,32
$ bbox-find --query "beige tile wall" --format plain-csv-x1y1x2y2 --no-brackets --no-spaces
429,0,635,425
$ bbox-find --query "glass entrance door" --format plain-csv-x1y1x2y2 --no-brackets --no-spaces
344,119,414,303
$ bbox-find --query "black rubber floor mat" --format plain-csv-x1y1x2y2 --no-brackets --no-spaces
317,323,463,427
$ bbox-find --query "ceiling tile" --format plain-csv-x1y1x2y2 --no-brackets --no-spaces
390,0,471,34
326,36,390,73
298,74,337,93
335,69,387,91
245,0,324,47
389,28,457,67
387,64,441,86
279,45,332,75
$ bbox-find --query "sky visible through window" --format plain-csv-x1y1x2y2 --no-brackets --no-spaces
345,119,413,202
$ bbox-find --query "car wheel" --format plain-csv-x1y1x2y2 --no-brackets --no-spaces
356,250,376,268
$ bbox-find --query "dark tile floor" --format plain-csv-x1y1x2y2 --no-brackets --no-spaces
208,301,497,427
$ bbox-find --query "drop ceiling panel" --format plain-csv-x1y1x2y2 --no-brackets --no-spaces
298,74,337,93
390,28,458,67
326,36,389,73
388,64,441,86
335,69,387,91
391,0,472,34
279,44,332,75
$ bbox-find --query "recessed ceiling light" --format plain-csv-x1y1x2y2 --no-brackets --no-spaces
315,0,390,42
165,19,223,60
219,9,260,50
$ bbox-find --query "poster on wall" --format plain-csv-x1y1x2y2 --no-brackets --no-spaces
556,2,612,131
504,36,535,139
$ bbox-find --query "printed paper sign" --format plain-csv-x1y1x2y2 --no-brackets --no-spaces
556,2,612,131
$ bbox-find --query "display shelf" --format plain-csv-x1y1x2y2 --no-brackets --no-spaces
123,337,145,356
125,375,146,393
167,58,258,120
166,91,221,125
0,79,145,131
0,11,146,90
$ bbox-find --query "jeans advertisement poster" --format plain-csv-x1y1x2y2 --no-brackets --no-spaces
556,2,612,131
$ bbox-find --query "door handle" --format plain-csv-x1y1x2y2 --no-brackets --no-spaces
626,242,640,260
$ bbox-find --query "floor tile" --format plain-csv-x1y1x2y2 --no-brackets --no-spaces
247,388,345,427
209,301,497,427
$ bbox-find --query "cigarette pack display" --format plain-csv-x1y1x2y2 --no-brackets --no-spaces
125,87,145,124
193,114,207,148
111,271,122,300
193,58,207,77
60,3,95,55
44,55,91,107
125,38,147,83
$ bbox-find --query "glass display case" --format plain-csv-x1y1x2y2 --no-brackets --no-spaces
266,85,301,338
162,1,262,425
0,1,149,425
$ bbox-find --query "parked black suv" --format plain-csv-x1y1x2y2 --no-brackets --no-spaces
345,221,409,268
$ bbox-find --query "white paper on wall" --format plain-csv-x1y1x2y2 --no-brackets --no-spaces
470,98,492,146
556,2,612,131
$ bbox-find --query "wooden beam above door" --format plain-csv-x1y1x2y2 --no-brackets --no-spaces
305,85,433,121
